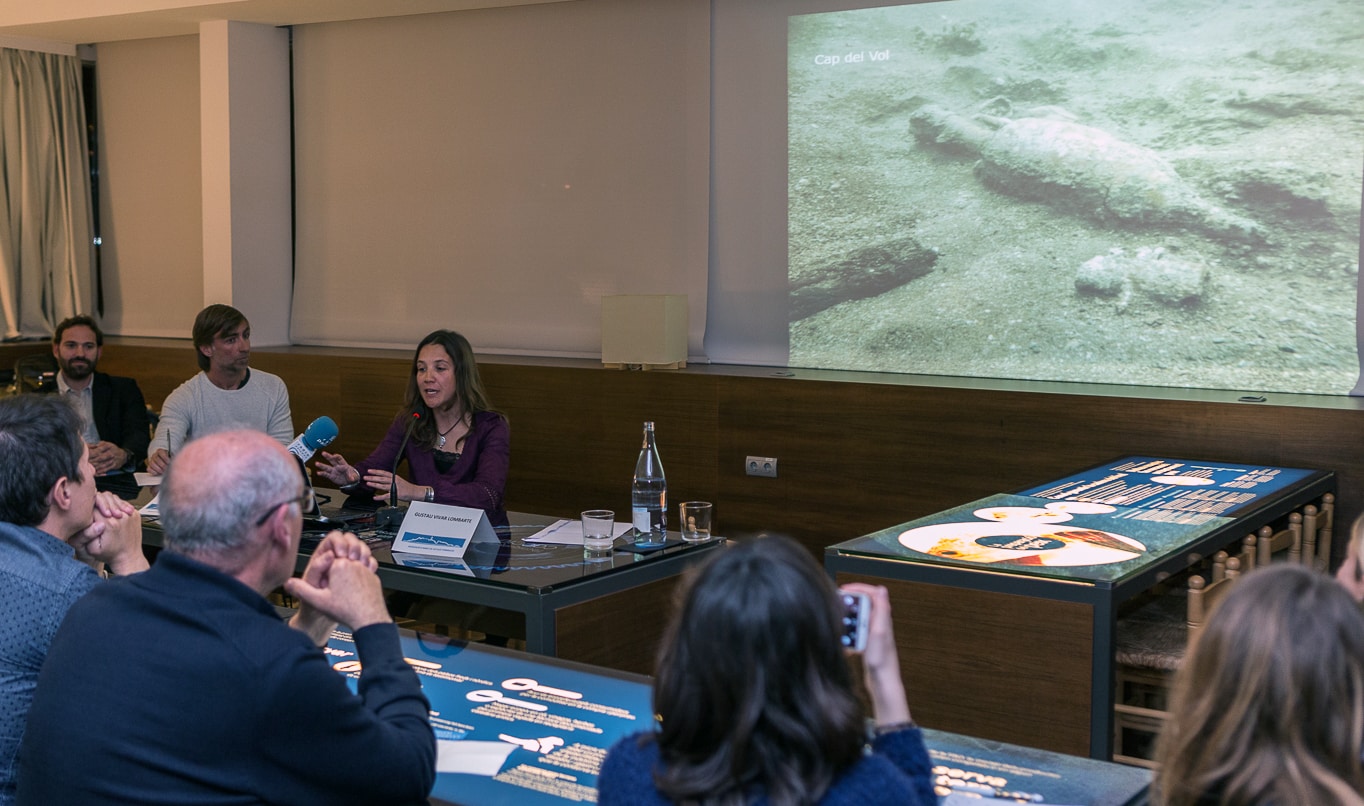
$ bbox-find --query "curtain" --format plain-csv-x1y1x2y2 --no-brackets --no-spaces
0,48,94,341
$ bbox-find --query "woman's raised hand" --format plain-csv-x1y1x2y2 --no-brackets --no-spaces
314,451,359,487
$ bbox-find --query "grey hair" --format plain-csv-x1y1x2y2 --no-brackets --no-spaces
161,431,300,556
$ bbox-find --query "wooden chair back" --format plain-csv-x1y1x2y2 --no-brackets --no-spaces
1304,493,1335,572
1256,518,1302,566
1113,550,1242,767
1188,553,1242,645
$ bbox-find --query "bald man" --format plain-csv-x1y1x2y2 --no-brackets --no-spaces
16,431,435,806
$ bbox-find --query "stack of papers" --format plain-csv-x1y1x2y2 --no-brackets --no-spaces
523,518,635,545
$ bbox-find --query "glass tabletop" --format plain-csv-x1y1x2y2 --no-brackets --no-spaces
302,508,722,594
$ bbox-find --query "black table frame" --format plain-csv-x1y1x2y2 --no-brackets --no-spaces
355,518,721,656
142,508,722,659
825,459,1335,759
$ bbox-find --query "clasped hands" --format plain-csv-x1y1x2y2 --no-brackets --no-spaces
70,492,149,576
286,531,391,644
88,440,131,476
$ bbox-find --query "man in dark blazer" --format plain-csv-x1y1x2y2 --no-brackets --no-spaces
51,316,150,497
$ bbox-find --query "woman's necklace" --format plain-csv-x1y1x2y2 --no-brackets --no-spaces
436,414,464,450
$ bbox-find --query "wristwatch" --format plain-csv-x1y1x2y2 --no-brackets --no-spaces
424,486,435,503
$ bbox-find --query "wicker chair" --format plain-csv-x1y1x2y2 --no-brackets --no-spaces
1112,552,1241,768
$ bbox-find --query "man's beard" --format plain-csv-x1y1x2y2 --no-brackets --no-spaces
61,358,94,380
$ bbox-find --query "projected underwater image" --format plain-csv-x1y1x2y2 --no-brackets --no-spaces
788,0,1364,394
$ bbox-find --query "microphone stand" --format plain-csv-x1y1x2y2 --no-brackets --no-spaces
376,412,421,530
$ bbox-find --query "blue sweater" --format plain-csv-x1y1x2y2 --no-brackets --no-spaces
598,725,937,805
0,521,99,806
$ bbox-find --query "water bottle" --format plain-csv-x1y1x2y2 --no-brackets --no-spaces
631,421,667,545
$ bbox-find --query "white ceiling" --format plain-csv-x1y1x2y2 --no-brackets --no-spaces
0,0,574,46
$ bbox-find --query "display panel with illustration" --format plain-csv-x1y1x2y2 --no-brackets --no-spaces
836,456,1323,583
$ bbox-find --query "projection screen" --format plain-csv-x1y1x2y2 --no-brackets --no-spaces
785,0,1364,394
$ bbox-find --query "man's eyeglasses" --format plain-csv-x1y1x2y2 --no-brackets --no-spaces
255,488,317,526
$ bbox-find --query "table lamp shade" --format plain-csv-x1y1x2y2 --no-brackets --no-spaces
601,294,688,368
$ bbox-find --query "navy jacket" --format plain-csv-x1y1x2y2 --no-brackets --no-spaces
16,551,436,806
90,371,152,467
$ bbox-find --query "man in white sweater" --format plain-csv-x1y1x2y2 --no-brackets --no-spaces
146,305,293,475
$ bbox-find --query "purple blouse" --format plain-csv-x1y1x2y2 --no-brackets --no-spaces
352,410,509,526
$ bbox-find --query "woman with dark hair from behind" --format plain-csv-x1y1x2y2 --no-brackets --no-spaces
598,535,934,806
315,329,509,526
1153,563,1364,806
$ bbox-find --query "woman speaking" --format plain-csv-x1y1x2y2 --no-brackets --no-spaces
316,330,509,526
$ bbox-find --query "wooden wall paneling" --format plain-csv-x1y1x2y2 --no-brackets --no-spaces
839,572,1095,756
249,352,332,439
717,379,1133,555
482,364,621,518
553,575,686,675
89,341,196,412
713,375,797,541
0,344,46,365
717,377,987,555
331,355,410,460
2,340,191,409
714,376,1364,563
484,364,719,522
32,339,1364,567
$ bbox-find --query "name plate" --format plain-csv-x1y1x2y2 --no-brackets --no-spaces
391,502,498,559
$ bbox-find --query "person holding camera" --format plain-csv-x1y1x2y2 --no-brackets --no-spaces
598,535,933,805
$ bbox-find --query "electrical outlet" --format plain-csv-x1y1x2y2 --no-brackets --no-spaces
745,456,778,478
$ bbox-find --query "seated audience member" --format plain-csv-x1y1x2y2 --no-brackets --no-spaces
146,304,293,474
0,396,148,806
598,535,935,806
316,329,510,526
51,315,151,497
15,430,435,806
1335,512,1364,603
1153,563,1364,806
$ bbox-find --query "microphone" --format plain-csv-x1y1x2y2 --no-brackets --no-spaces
377,412,421,529
287,416,339,464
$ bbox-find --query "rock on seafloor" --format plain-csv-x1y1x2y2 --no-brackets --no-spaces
1075,246,1210,307
790,236,939,321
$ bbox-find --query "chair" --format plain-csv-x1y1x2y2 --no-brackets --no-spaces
1256,517,1302,567
1186,557,1242,645
1304,493,1335,572
1234,531,1258,572
13,353,57,394
1253,495,1334,571
1112,552,1241,768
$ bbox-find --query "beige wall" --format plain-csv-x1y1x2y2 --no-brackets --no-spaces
87,0,710,358
200,20,292,347
95,34,203,337
289,0,710,355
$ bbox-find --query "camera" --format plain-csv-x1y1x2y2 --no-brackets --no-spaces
839,591,870,652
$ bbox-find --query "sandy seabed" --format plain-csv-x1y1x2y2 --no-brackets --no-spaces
788,0,1364,395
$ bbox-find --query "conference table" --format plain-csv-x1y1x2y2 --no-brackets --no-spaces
328,627,1150,806
140,499,723,674
825,455,1335,760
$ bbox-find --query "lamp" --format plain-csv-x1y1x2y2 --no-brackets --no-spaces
601,294,688,369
